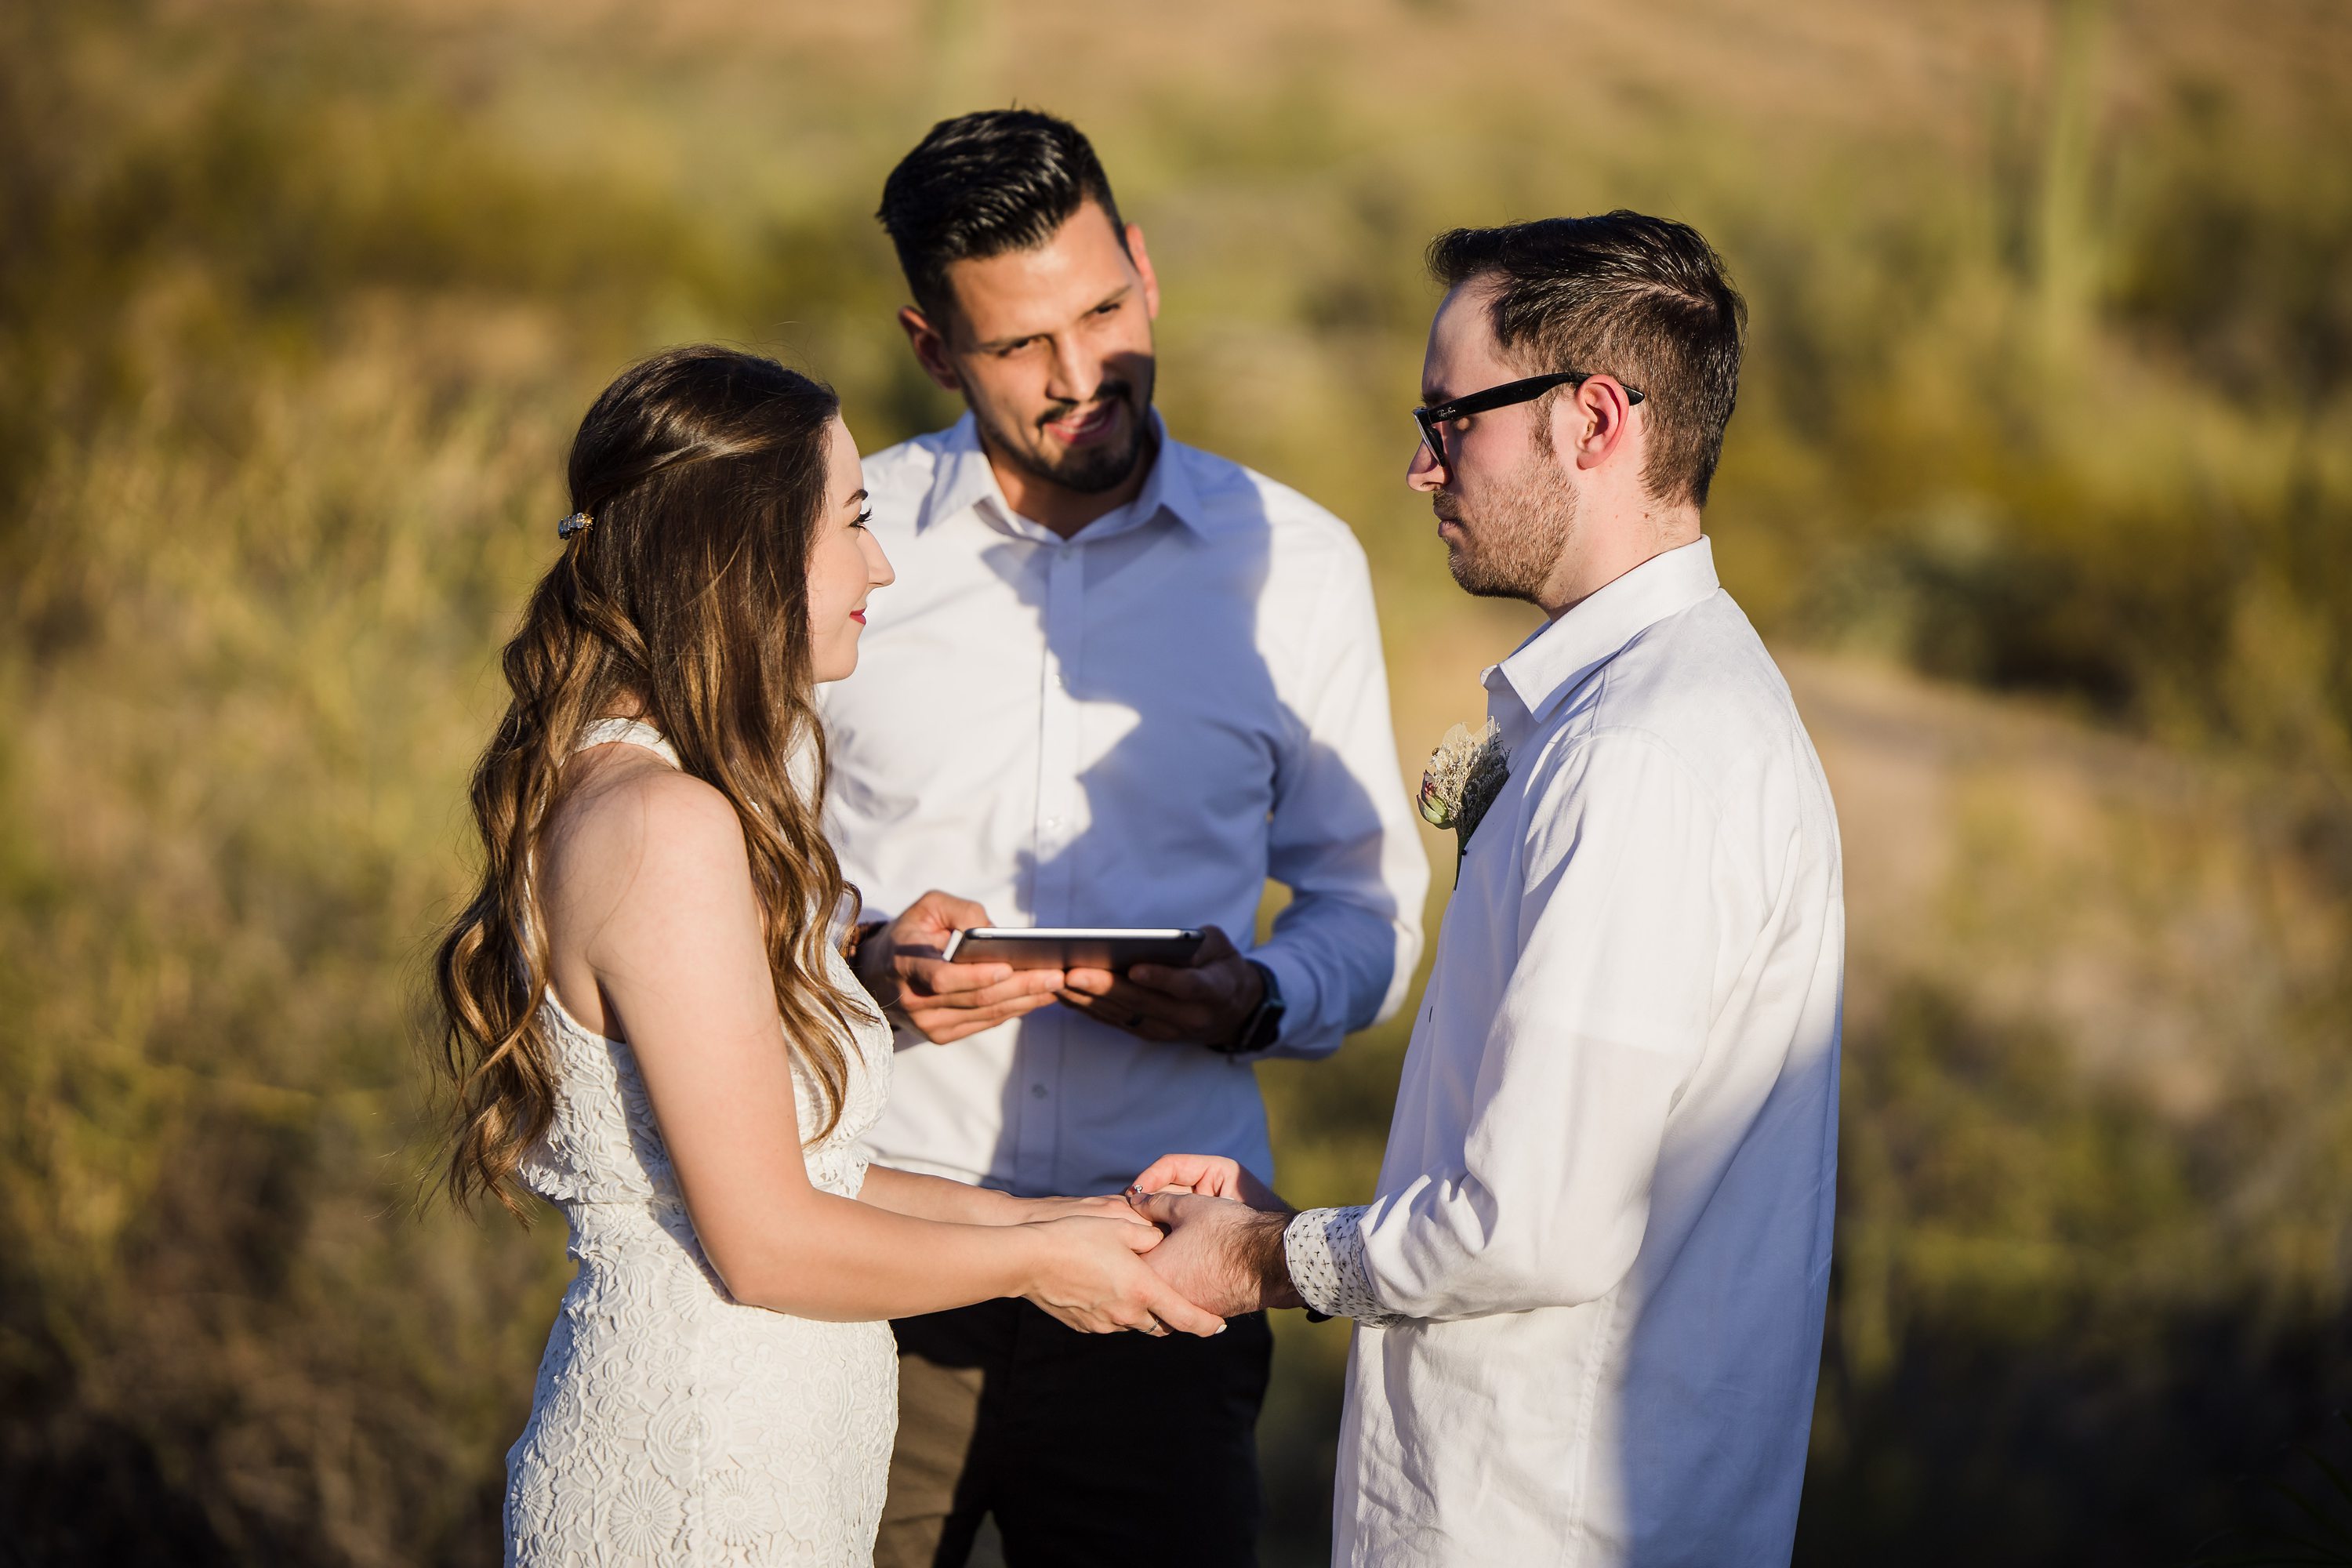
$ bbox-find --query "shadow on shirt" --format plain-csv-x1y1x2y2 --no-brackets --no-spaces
938,466,1409,1195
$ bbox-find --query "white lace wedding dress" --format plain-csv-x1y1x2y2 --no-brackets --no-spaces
503,720,898,1567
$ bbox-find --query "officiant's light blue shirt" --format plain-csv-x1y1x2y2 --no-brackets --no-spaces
1287,537,1844,1566
819,412,1428,1198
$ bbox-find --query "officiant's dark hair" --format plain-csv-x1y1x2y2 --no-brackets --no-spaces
431,345,873,1218
1428,212,1747,507
877,107,1129,321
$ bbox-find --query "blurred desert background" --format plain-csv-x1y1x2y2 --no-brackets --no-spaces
4,0,2349,1562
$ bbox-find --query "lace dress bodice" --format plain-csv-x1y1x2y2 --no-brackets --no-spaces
503,719,899,1568
517,966,887,1210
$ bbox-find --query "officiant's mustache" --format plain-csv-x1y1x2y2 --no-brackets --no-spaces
1036,379,1136,431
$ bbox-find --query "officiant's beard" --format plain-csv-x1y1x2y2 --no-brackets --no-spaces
1435,449,1577,605
976,376,1155,496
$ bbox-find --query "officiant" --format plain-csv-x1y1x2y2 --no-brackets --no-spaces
818,109,1429,1568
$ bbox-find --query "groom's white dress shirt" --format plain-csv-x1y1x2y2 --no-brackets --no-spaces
1285,538,1843,1566
820,412,1428,1198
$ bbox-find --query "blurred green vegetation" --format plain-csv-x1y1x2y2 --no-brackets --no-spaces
2,0,2348,1563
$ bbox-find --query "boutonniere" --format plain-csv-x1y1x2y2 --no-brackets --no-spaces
1419,718,1510,882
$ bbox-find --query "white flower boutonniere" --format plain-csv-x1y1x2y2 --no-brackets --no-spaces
1419,718,1510,881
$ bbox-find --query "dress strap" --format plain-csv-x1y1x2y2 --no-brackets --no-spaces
575,717,681,769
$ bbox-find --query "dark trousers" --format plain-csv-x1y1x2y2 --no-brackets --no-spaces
873,1298,1273,1568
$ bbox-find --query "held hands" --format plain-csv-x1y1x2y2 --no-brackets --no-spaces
1021,1216,1228,1338
1128,1153,1285,1210
1059,926,1261,1046
1004,1193,1152,1225
1124,1156,1304,1317
857,891,1063,1044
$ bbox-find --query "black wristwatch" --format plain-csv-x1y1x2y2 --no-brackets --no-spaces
1214,960,1286,1056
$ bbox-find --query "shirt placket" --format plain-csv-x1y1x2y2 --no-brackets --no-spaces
1015,538,1087,1189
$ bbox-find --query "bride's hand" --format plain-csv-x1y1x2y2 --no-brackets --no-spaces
1007,1193,1155,1225
1125,1153,1287,1213
1021,1216,1227,1338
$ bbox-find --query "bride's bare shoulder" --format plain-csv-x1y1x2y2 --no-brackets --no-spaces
540,750,751,924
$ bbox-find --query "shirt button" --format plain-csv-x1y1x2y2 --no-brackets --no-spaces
1030,1083,1049,1100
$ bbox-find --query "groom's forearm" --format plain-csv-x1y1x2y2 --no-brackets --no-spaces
1240,1208,1305,1311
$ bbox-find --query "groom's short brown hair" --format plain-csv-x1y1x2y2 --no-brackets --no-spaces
1428,212,1747,508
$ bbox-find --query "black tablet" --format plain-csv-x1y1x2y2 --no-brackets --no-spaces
938,927,1206,972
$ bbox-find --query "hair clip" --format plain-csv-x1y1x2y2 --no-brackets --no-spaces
557,511,594,540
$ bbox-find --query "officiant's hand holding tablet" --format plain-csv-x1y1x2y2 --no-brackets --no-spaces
851,889,1072,1045
874,902,1266,1049
1051,925,1278,1051
940,927,1207,973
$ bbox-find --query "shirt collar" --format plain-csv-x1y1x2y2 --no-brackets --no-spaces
1483,536,1722,726
920,408,1212,541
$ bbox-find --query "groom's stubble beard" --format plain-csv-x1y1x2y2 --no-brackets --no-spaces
1436,432,1579,605
971,365,1158,497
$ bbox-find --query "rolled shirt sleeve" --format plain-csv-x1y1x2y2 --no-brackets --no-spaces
1349,731,1726,1322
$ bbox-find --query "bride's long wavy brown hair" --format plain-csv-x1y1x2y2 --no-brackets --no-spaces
433,345,873,1217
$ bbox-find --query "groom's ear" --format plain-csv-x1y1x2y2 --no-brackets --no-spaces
1559,373,1639,475
896,305,964,394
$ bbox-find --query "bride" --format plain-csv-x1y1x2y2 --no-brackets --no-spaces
430,346,1221,1567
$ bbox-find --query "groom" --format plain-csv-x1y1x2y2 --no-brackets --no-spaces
1133,212,1846,1564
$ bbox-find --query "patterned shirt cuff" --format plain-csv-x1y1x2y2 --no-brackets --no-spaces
1283,1206,1398,1325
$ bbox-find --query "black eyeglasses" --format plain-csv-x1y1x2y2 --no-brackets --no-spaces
1413,370,1645,467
